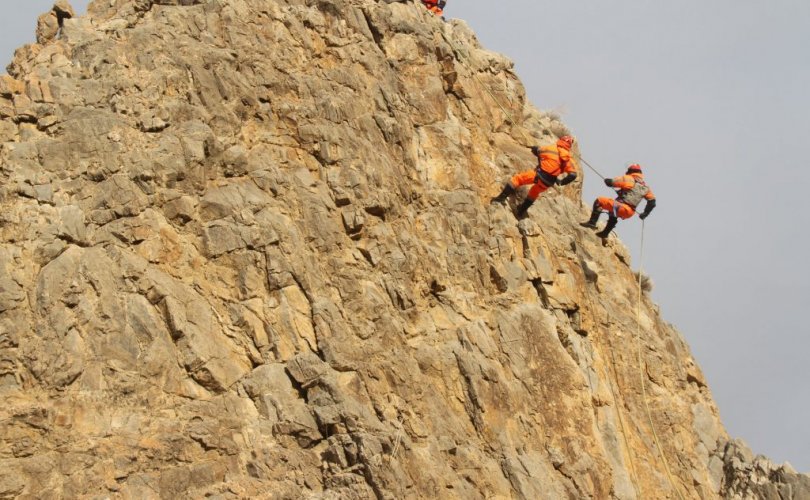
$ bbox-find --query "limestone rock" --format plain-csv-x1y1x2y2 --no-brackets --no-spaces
717,439,810,499
36,12,60,44
0,0,805,498
53,1,77,20
35,2,76,44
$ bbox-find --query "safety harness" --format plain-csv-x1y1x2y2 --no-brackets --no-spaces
534,147,566,187
618,178,649,208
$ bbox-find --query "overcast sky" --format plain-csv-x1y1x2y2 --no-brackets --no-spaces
3,0,809,472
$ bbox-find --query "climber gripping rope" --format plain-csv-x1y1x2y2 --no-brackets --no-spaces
490,135,579,219
581,164,656,238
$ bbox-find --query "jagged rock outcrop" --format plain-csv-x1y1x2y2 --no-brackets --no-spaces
1,0,808,498
718,440,810,499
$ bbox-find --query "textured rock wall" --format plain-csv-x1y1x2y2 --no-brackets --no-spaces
1,0,808,498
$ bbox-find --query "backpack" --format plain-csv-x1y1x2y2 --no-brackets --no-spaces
620,179,649,207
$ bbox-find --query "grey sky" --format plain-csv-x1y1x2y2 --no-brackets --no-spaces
3,0,809,472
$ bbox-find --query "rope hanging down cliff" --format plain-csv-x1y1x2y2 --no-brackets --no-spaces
448,29,681,495
635,222,685,500
586,292,642,498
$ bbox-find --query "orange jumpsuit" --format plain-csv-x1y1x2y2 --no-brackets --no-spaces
422,0,444,15
597,173,655,219
510,142,578,201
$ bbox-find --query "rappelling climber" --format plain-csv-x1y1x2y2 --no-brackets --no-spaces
580,164,656,238
421,0,446,16
490,135,579,218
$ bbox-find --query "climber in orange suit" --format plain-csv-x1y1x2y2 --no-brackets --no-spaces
581,164,656,238
422,0,446,16
490,135,578,218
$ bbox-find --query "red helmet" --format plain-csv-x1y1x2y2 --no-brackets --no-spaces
557,135,575,149
626,164,642,174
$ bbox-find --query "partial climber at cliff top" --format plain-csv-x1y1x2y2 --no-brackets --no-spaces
420,0,447,17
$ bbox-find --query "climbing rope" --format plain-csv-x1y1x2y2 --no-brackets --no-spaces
445,22,683,496
585,292,641,499
577,156,607,180
635,221,685,500
451,31,683,496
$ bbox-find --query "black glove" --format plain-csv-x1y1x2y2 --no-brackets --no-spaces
559,173,577,186
530,146,540,156
639,199,656,220
603,178,614,187
438,0,446,7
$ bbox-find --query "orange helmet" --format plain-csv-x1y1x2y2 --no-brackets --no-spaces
557,135,575,149
626,164,642,174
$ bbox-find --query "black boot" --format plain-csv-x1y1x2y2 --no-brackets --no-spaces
490,183,515,205
580,203,601,229
516,198,534,219
596,216,618,238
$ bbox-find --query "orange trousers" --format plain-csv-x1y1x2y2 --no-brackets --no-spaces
597,197,635,219
510,171,552,201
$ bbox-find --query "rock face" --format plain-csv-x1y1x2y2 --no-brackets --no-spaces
0,1,807,498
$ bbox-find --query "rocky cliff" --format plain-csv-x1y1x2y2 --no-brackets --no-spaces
1,1,808,498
